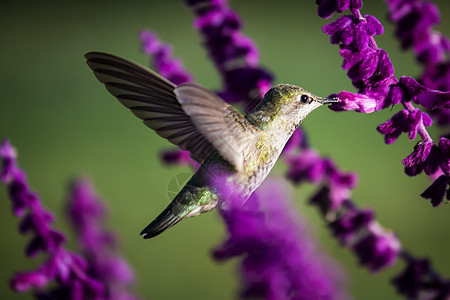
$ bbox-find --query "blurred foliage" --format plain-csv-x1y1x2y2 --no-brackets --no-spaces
1,1,449,299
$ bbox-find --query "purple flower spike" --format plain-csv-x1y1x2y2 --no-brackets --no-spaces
386,0,450,95
68,178,140,300
214,177,348,300
0,140,104,299
399,76,450,110
185,0,273,111
140,30,193,85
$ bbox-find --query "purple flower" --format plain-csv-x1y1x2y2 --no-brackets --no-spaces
352,222,401,272
0,140,104,299
402,142,435,176
284,149,326,184
68,178,139,300
377,109,433,144
185,0,273,111
385,0,450,129
385,0,450,82
329,91,379,113
402,137,450,178
317,0,361,19
329,207,374,244
392,257,431,299
213,177,348,300
399,76,450,110
421,175,449,207
312,194,400,271
392,253,450,299
140,30,193,85
160,149,199,168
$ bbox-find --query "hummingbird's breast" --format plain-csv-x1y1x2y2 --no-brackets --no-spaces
237,128,291,197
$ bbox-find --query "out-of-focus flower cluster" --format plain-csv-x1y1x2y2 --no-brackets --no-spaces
185,0,272,111
213,176,348,299
1,140,104,299
385,0,450,95
283,132,401,272
1,140,138,300
393,253,450,299
68,179,140,300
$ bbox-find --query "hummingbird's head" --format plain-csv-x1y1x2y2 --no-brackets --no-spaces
254,84,337,129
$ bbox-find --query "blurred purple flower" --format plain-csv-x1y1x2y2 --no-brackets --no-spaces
213,177,348,300
314,195,401,272
352,222,401,272
399,76,450,110
421,174,449,207
140,30,193,85
385,0,450,98
0,140,104,299
68,178,139,300
393,253,450,299
185,0,273,111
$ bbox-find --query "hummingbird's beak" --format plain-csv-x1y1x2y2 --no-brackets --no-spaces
316,97,339,105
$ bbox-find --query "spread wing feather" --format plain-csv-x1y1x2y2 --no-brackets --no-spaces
174,84,259,172
85,51,214,163
85,52,260,170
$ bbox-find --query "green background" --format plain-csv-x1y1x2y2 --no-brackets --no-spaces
1,1,449,299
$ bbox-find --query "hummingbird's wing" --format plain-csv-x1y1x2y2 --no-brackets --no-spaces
85,52,214,163
174,84,259,172
85,52,260,170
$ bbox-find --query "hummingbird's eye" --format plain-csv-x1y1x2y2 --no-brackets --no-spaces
300,94,309,103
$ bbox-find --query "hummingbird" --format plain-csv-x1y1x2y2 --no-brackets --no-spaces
85,52,337,239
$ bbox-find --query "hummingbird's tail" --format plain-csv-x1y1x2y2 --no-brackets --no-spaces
140,204,182,239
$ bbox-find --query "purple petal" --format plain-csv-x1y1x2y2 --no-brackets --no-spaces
365,15,383,36
318,0,344,19
330,208,374,244
352,222,401,271
160,149,199,168
406,109,422,140
423,145,443,175
402,142,433,176
415,89,450,110
399,76,428,101
376,49,394,78
383,85,403,108
10,271,49,292
323,16,355,45
420,175,449,207
376,110,408,144
350,0,362,9
0,140,17,183
392,258,430,299
329,91,378,113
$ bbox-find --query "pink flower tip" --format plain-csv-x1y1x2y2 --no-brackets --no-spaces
329,91,378,113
